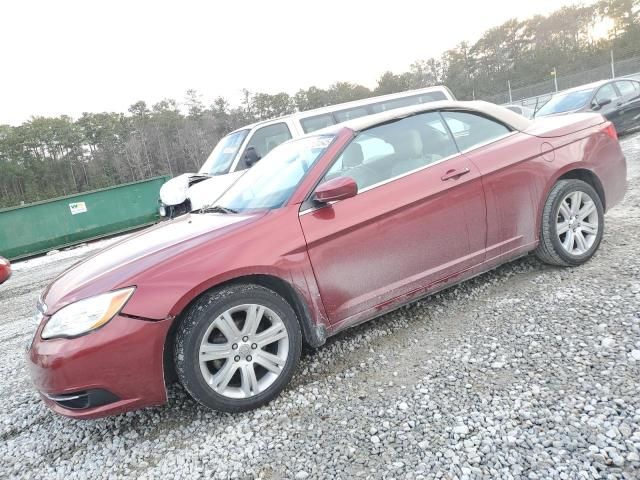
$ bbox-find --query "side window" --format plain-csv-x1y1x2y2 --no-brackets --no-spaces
334,107,369,123
237,122,292,170
370,92,448,114
595,83,618,103
301,114,335,133
322,112,458,192
440,111,510,151
616,80,636,96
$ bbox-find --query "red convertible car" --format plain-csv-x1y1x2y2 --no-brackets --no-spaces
28,101,626,418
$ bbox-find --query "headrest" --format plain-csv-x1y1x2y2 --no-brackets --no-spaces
390,129,423,158
342,143,364,168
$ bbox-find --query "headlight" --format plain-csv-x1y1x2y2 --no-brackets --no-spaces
41,287,135,339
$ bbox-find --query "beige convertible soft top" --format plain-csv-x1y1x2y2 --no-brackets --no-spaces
319,100,533,134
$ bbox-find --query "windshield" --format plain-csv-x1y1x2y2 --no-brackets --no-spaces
198,129,249,175
536,89,593,116
213,135,335,212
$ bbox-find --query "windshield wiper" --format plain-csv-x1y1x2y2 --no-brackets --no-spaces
198,205,238,214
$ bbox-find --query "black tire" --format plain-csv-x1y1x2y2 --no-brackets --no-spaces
535,179,604,267
174,284,302,413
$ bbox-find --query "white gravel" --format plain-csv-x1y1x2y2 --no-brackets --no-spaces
1,132,639,479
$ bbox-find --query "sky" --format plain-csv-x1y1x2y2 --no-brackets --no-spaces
1,0,587,125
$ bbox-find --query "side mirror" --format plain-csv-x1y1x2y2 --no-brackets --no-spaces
593,98,611,110
244,147,261,167
313,177,358,203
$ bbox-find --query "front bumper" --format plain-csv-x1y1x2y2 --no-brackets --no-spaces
27,314,173,419
158,199,191,219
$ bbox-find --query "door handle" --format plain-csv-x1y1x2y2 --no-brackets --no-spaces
441,167,470,181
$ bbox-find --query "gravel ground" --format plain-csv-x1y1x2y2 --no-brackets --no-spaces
1,132,640,479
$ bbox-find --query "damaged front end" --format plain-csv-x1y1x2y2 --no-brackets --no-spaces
158,173,211,218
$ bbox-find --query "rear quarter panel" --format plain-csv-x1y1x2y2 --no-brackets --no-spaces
536,123,627,219
469,118,626,262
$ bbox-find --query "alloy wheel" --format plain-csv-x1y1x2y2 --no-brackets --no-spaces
556,190,599,256
198,304,289,399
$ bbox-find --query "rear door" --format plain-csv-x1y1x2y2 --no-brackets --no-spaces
614,80,640,132
593,83,623,128
299,111,487,328
440,110,539,262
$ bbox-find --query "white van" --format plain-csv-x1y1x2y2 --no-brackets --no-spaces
159,85,456,216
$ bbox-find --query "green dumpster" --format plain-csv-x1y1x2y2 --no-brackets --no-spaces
0,176,169,260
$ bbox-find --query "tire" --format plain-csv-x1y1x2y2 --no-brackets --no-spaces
535,179,604,267
174,284,302,413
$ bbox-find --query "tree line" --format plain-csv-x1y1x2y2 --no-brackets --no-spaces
1,0,638,208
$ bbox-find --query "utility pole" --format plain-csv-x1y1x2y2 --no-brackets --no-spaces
551,68,558,93
610,50,616,78
508,80,513,103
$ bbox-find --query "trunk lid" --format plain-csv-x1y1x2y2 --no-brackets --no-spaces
526,112,605,138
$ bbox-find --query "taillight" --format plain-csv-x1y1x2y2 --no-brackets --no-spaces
603,122,618,141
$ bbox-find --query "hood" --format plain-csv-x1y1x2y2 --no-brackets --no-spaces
188,170,245,211
42,211,265,314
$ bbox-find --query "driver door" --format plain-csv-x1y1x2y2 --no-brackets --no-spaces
299,111,487,329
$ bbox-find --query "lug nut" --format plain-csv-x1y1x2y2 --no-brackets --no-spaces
251,343,257,349
246,355,252,362
242,336,249,342
234,355,240,362
232,343,238,350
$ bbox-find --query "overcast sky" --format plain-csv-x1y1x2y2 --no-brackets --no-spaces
1,0,585,125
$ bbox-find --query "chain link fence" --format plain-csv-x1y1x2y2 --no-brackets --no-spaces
480,51,640,111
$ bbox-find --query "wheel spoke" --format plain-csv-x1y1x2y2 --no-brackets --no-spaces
577,201,595,221
240,364,259,397
254,350,283,374
569,191,582,215
254,323,288,347
581,221,598,235
556,220,570,235
211,360,238,391
558,201,571,220
216,311,241,341
574,230,587,252
200,342,233,362
562,230,575,251
243,304,265,336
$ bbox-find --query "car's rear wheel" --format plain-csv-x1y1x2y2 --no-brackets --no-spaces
535,179,604,266
174,284,302,412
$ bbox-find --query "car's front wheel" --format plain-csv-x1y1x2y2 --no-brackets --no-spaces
535,179,604,266
174,284,302,412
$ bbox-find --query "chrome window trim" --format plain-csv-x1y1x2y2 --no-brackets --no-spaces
298,130,517,217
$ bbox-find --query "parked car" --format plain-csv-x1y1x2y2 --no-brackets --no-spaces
504,104,535,119
158,86,456,217
0,257,10,284
28,100,626,418
535,78,640,134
